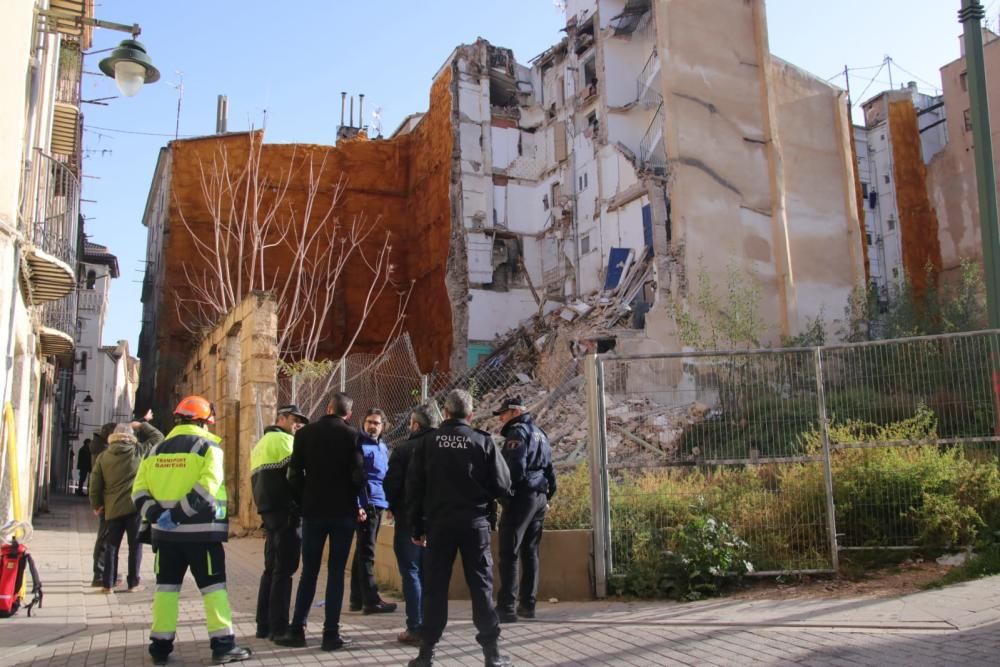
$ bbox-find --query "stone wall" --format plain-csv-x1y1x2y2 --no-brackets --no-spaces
173,291,278,533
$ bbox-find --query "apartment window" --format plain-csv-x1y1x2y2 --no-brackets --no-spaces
86,270,96,289
579,172,588,190
965,109,973,132
960,71,968,92
866,233,872,245
887,217,896,231
79,352,87,372
542,194,550,211
861,182,869,198
587,111,599,133
581,233,592,255
892,267,899,279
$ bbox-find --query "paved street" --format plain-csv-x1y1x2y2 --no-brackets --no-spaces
4,496,1000,666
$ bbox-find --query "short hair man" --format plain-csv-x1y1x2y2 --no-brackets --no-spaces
251,404,309,641
276,392,367,651
383,403,440,645
349,408,397,615
492,396,556,623
406,389,513,667
131,395,251,665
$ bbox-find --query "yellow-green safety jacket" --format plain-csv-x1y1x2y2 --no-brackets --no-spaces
250,426,296,515
131,423,229,543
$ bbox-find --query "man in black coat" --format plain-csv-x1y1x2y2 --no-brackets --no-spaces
275,392,366,652
383,403,439,645
406,389,513,667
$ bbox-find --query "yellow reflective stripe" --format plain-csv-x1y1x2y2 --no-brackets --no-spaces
154,550,159,575
206,550,214,577
165,423,221,444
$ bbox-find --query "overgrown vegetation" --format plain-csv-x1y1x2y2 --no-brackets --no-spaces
666,262,766,351
548,410,1000,600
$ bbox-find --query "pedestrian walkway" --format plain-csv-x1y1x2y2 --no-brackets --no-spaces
4,496,1000,666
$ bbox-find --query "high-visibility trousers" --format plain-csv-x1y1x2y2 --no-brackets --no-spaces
151,541,234,643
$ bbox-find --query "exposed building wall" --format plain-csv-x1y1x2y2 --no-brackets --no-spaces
173,292,278,533
928,33,1000,278
888,99,942,297
770,59,865,332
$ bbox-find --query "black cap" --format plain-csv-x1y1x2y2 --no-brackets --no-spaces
277,404,309,423
492,396,528,416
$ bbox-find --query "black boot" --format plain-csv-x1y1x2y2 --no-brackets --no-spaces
483,642,512,667
272,625,306,647
408,642,435,667
211,645,252,664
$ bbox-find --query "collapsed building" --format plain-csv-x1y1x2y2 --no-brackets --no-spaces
137,0,867,433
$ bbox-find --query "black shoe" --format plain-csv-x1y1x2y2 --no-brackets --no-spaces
483,643,513,667
151,656,169,666
497,609,518,623
90,578,103,587
348,603,362,612
408,643,435,667
320,634,353,651
363,600,397,614
272,626,306,648
212,645,252,664
516,606,535,619
254,627,270,639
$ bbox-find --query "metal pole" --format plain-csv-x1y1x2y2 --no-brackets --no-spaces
584,354,611,597
420,374,429,402
813,348,840,571
339,358,347,393
961,0,1000,329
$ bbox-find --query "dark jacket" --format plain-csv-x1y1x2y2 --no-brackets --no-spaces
288,414,365,520
383,427,432,530
76,444,91,473
250,426,297,515
500,413,557,499
89,433,109,460
406,418,512,538
90,432,143,520
134,422,165,450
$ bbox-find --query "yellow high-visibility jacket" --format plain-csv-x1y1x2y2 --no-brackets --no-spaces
131,423,229,543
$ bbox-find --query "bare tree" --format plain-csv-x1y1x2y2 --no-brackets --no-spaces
174,132,413,414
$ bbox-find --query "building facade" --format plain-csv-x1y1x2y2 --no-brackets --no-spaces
1,1,92,522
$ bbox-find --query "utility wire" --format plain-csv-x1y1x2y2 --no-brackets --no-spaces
84,125,197,138
887,58,941,94
853,60,887,105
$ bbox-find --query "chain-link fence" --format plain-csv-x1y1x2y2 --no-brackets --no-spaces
587,330,1000,590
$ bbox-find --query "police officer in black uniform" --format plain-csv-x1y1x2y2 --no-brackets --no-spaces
492,396,556,623
406,389,513,667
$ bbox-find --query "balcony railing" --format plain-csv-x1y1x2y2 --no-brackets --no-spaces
77,289,106,312
28,149,79,267
639,102,666,175
38,292,76,357
636,49,662,109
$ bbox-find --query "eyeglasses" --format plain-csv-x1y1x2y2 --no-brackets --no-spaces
364,419,383,426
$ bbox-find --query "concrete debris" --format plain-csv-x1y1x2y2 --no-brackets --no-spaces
467,256,710,466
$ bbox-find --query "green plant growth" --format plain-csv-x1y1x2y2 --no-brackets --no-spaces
666,262,766,351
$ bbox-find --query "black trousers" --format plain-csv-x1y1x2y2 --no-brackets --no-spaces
497,491,548,612
255,510,301,637
103,512,142,588
421,518,500,648
350,507,383,608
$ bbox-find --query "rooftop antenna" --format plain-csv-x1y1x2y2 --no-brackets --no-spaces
168,71,183,140
372,107,383,137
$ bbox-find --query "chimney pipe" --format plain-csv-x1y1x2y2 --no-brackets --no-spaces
359,94,365,129
349,96,354,128
216,95,228,134
340,92,346,126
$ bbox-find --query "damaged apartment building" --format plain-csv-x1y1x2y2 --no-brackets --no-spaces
395,0,866,364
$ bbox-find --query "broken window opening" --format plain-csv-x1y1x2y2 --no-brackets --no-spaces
482,234,525,293
587,110,599,134
582,57,598,99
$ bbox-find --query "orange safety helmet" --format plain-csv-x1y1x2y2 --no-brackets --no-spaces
173,395,216,425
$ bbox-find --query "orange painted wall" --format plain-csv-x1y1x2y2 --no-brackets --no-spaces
153,76,454,413
888,99,943,297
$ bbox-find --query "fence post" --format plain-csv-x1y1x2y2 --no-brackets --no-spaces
339,357,347,393
420,374,429,402
813,348,840,572
584,353,611,598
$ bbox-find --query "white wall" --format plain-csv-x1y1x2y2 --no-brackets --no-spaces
467,288,540,340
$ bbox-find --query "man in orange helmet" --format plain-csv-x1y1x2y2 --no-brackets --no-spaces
132,395,252,665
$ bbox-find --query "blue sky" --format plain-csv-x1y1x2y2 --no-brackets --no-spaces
81,0,979,351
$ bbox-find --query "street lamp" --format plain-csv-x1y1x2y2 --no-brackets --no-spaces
98,40,160,97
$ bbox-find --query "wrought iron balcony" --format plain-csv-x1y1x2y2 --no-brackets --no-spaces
636,49,662,109
22,149,79,304
639,102,666,175
38,293,76,358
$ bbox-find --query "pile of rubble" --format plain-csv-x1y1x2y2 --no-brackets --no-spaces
463,255,710,467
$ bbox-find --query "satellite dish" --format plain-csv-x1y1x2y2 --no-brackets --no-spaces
372,107,383,137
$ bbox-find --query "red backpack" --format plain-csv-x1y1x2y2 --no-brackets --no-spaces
0,538,42,618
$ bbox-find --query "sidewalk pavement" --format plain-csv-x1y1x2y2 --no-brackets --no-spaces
4,496,1000,666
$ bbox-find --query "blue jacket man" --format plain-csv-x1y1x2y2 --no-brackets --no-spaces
349,408,397,614
493,396,556,623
